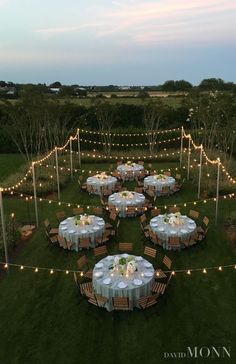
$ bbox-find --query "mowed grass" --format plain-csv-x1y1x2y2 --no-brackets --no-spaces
0,154,26,182
0,156,236,364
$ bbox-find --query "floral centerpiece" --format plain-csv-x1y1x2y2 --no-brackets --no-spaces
154,174,168,181
95,172,108,180
163,212,184,226
74,214,93,226
112,255,137,275
125,161,136,169
119,191,134,199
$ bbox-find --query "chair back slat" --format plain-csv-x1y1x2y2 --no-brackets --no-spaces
163,255,172,269
94,245,107,257
189,210,199,219
144,246,157,258
119,243,133,252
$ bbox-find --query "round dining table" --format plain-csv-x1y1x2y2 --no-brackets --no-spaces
59,215,105,251
86,175,117,195
144,175,176,195
93,254,155,311
117,163,144,181
149,214,197,250
108,191,146,217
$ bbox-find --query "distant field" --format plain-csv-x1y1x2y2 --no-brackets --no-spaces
0,95,185,109
57,96,184,108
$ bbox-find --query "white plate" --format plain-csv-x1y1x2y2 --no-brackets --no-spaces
97,217,103,221
118,282,128,289
116,200,121,203
152,217,158,222
94,271,103,278
61,227,67,231
106,255,114,260
144,262,152,268
103,278,111,285
135,256,143,261
144,271,153,277
133,279,142,286
61,221,67,225
93,226,100,231
188,225,195,230
158,227,164,232
127,201,132,205
95,263,104,269
151,223,158,227
182,215,187,218
68,230,75,234
170,230,176,234
122,253,129,258
67,217,73,220
109,197,115,200
80,229,87,234
188,220,195,224
180,229,188,234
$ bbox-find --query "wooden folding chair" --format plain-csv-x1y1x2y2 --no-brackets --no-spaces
112,297,132,311
168,236,180,250
92,207,103,215
197,216,209,236
46,232,58,247
79,281,93,296
126,207,136,217
189,209,199,220
119,243,133,252
73,207,84,215
86,292,108,308
43,218,58,236
93,245,107,260
144,246,157,259
96,231,110,245
164,171,171,176
58,235,68,249
138,161,144,165
79,237,90,250
77,255,93,279
163,255,172,270
151,208,161,217
56,211,66,222
160,186,170,196
169,206,180,213
138,293,159,310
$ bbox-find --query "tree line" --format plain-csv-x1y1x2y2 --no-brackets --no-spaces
0,89,235,164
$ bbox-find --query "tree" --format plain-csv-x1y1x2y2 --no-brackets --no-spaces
143,100,167,155
198,78,225,91
49,81,62,88
162,80,176,92
95,101,115,155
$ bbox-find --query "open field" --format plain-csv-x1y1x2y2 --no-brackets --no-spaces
0,154,235,364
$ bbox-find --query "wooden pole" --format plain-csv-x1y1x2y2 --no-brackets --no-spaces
0,188,9,271
197,145,203,199
215,159,221,225
70,137,73,179
187,137,191,180
55,147,60,200
180,126,184,167
77,128,81,167
32,162,39,227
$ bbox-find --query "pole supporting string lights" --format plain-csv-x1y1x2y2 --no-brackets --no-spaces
183,129,236,185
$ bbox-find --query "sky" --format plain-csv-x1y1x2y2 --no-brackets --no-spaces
0,0,236,85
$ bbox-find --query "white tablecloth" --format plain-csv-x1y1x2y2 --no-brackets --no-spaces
144,176,176,195
108,192,146,217
93,254,155,311
59,216,105,251
150,214,197,250
117,164,144,180
86,175,117,195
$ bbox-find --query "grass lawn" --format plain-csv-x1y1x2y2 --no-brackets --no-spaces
0,154,26,182
0,156,235,364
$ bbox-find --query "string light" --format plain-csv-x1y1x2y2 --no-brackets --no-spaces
0,261,235,276
80,127,181,137
79,136,181,147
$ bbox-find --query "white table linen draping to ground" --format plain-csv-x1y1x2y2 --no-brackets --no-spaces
86,175,117,195
108,192,146,217
144,176,176,195
117,164,144,181
150,214,197,250
59,216,105,251
93,254,155,311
